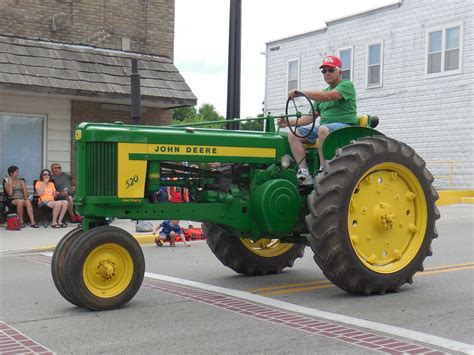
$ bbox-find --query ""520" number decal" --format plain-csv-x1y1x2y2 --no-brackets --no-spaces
125,175,139,189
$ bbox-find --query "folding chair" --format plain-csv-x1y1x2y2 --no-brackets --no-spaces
32,179,52,228
2,179,17,223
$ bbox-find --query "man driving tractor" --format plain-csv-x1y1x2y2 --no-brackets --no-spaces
280,55,358,185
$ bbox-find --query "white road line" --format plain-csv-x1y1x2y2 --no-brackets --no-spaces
145,272,474,354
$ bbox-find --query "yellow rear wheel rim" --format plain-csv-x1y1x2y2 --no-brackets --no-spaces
348,163,427,274
83,243,134,298
241,238,294,257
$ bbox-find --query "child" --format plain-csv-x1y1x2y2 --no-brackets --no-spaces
152,220,190,247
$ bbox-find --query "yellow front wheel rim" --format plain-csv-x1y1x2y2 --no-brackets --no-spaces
348,163,428,274
83,243,134,298
241,238,294,257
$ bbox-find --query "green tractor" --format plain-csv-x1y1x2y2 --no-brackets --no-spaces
52,94,439,310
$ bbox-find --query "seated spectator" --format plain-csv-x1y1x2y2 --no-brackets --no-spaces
156,186,169,202
35,169,68,228
152,220,190,247
50,163,81,223
4,166,39,228
150,186,168,203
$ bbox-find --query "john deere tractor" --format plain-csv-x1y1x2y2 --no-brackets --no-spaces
52,94,439,310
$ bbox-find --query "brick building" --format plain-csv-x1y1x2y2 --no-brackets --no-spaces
264,0,473,190
0,0,196,185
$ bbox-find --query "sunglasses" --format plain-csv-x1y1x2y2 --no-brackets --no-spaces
320,68,337,74
43,173,50,176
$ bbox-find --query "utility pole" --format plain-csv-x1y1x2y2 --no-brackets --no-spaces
226,0,241,130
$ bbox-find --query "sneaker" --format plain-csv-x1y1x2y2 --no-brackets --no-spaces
169,242,176,247
297,172,314,185
155,240,163,247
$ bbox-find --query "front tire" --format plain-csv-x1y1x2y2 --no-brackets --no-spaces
51,227,84,307
204,223,305,275
64,226,145,310
306,136,440,294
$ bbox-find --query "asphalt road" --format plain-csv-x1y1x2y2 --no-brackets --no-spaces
0,205,472,354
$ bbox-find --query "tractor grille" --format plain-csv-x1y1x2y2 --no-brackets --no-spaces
85,142,117,196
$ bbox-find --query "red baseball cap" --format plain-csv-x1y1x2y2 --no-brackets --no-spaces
319,55,342,69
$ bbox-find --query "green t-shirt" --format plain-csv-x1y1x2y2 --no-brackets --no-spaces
312,80,357,125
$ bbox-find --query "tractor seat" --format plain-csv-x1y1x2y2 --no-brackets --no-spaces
358,115,379,128
304,140,320,150
303,115,379,149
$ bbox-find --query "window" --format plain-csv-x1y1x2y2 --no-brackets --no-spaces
0,113,44,187
427,24,462,76
367,42,383,87
338,47,353,80
287,59,299,92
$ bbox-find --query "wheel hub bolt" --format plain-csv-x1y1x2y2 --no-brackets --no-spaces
381,213,396,229
96,259,116,281
377,203,396,229
367,254,376,264
351,235,359,244
393,249,401,260
408,223,418,233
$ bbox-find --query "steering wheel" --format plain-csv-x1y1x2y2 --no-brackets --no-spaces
284,91,317,139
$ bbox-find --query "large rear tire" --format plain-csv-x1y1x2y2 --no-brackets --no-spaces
51,227,84,307
64,226,145,310
204,223,305,275
306,136,440,294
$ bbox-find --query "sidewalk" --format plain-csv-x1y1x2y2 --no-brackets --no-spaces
0,219,197,254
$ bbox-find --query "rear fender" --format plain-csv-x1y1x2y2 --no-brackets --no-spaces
322,127,384,161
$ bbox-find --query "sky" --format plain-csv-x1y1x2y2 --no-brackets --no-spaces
174,0,398,119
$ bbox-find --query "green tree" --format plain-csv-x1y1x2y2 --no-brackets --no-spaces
241,113,264,131
172,103,225,128
197,103,225,128
198,103,222,121
172,106,197,121
171,104,265,130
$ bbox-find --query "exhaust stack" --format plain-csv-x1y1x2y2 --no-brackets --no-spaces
131,58,142,125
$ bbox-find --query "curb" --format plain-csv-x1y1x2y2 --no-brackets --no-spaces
31,233,157,252
134,234,157,245
437,190,474,206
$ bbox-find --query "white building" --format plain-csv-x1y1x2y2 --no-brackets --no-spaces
264,0,473,190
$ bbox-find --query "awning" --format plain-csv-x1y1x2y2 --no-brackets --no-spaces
0,36,197,108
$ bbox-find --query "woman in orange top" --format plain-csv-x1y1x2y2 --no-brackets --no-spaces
35,169,68,228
